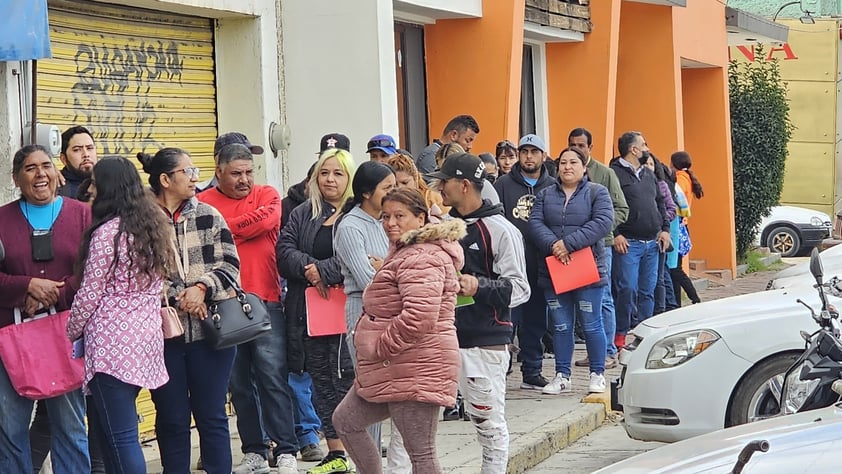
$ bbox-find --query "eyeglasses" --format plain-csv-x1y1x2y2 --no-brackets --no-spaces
367,138,395,149
168,167,200,179
496,140,515,150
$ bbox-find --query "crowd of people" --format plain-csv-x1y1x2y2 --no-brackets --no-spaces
0,117,704,474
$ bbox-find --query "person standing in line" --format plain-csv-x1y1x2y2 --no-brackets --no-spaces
197,132,265,192
277,148,357,474
57,126,98,198
644,155,679,314
333,188,466,474
494,140,518,177
386,153,446,223
428,153,530,473
197,144,300,474
567,128,628,369
138,148,241,474
478,153,498,184
334,161,413,472
609,132,671,349
0,144,91,474
670,151,703,305
415,115,480,175
366,134,398,163
493,134,555,391
528,146,614,394
67,156,173,473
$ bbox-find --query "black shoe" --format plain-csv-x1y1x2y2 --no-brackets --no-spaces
520,374,549,390
443,404,461,421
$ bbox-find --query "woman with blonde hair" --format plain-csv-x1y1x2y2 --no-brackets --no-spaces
277,147,357,473
387,153,446,223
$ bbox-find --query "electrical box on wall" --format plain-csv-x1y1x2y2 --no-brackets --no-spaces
23,123,61,156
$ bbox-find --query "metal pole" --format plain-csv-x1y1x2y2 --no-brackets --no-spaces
30,60,38,145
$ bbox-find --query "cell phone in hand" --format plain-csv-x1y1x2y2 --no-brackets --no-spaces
71,338,85,359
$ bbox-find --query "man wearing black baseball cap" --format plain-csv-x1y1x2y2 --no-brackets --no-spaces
428,152,529,472
317,133,350,155
199,132,265,192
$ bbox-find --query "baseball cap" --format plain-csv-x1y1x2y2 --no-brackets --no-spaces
518,134,547,153
214,132,264,156
426,152,486,184
366,134,397,155
318,133,351,154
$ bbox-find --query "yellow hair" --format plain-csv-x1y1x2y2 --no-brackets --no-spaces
308,148,356,219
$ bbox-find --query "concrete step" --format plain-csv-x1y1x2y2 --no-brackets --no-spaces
689,259,707,271
704,269,733,282
692,277,710,292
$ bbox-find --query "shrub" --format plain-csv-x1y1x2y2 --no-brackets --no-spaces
729,46,794,260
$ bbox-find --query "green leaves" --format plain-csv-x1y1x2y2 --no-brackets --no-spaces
730,46,794,260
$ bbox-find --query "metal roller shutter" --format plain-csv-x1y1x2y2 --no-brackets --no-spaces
39,0,218,177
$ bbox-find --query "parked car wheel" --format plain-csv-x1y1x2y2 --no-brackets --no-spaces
726,353,799,427
766,226,801,257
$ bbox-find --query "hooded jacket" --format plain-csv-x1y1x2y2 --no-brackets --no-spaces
493,162,555,279
354,220,466,407
281,179,308,230
529,178,614,290
57,167,86,200
450,200,530,348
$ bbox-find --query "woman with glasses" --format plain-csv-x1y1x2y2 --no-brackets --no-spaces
495,140,517,176
137,148,241,474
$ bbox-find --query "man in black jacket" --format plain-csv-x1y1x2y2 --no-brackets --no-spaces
494,134,555,391
428,152,530,473
609,132,671,349
57,126,98,199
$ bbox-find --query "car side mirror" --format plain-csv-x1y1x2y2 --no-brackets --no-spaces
810,247,823,283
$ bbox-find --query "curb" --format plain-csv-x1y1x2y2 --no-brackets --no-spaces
505,400,607,474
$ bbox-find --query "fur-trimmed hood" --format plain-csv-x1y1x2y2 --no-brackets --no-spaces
397,218,467,247
393,219,466,271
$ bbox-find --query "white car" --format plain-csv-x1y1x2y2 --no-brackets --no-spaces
597,403,842,473
615,282,839,442
768,243,842,290
757,205,831,257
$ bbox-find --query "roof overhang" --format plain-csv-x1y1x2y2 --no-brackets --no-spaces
393,0,482,24
523,21,584,43
725,6,789,45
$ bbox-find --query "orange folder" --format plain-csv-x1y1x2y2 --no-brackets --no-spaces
305,286,347,337
545,246,600,294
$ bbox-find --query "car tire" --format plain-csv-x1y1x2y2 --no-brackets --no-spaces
726,353,799,427
766,226,801,257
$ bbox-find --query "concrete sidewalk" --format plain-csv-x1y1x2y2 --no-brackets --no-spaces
142,352,619,474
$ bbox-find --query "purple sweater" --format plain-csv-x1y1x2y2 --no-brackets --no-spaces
0,198,91,328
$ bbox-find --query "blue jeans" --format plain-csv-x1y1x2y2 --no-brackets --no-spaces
229,302,298,458
288,372,321,448
613,239,659,335
511,274,548,378
544,286,606,376
655,251,667,314
602,246,617,356
88,373,144,473
0,358,89,474
151,339,236,474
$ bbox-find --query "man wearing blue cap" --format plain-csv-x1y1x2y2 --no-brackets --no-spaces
366,134,397,163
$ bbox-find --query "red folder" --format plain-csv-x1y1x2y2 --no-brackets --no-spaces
545,246,600,294
305,286,348,337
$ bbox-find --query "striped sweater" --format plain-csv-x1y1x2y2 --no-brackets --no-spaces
334,205,389,296
164,197,241,343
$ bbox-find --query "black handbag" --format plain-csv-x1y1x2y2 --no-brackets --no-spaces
201,271,272,350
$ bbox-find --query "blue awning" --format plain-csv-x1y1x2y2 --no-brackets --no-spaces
0,0,52,61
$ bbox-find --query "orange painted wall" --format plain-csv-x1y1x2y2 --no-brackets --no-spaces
615,2,682,156
672,1,730,67
681,67,735,272
424,1,525,152
545,0,621,162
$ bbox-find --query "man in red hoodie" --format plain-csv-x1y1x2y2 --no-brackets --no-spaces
197,143,299,474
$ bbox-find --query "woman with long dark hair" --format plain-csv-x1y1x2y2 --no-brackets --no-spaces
137,148,241,474
670,151,703,305
67,156,174,473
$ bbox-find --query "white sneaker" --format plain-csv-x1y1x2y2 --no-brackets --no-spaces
275,453,298,474
542,373,571,395
232,452,270,474
589,372,606,393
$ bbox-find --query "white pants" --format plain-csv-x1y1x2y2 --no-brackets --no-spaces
458,347,510,474
384,420,411,474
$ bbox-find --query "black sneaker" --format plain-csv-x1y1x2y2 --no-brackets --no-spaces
520,374,549,390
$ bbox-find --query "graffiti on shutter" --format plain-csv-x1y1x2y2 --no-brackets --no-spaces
39,0,218,176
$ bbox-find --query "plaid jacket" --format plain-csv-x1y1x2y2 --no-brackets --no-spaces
165,197,240,343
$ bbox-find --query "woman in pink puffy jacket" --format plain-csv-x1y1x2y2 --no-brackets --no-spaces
333,188,465,474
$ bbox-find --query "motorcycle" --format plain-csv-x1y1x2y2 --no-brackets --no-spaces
780,247,842,415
